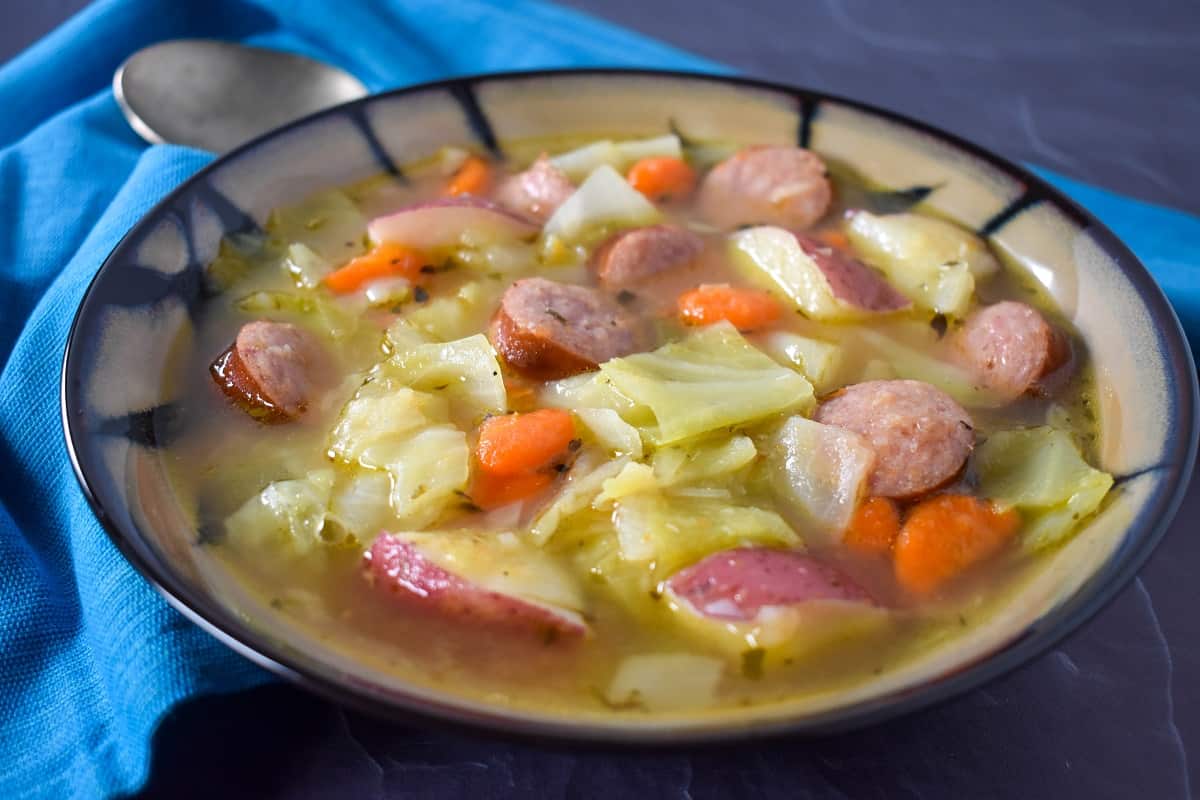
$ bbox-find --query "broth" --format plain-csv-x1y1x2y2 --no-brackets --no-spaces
160,134,1110,716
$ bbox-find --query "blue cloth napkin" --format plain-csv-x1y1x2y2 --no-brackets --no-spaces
1,1,1197,797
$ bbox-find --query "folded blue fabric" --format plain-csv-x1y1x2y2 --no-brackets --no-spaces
0,1,1196,797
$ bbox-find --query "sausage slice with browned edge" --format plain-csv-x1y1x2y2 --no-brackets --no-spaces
493,155,575,223
793,234,912,312
489,277,642,379
667,548,875,622
210,320,328,423
953,301,1071,401
698,145,833,231
591,224,705,290
814,379,974,499
364,534,587,640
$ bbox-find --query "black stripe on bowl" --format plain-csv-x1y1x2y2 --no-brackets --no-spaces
450,81,502,158
345,104,404,179
979,188,1045,237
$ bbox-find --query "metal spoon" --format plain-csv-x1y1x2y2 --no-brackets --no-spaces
114,40,368,153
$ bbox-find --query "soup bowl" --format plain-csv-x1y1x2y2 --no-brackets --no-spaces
61,68,1198,741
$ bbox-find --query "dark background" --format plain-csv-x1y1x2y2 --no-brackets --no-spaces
4,2,1198,798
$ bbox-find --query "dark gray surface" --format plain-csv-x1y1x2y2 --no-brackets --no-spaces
559,0,1200,216
6,2,1198,798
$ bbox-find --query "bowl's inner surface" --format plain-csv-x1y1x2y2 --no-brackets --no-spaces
66,71,1194,737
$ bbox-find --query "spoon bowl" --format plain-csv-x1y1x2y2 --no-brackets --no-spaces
114,39,367,153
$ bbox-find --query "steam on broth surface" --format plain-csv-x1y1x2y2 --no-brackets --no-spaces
162,132,1112,715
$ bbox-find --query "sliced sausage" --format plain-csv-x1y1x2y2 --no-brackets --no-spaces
814,379,974,499
209,320,327,423
953,301,1071,401
591,224,705,289
364,534,587,640
493,155,575,223
794,234,911,312
698,145,833,231
489,278,642,379
666,548,874,622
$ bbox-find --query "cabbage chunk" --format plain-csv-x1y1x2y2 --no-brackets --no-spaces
604,653,724,711
651,434,758,488
395,531,586,615
763,415,876,544
573,408,644,458
383,333,507,424
549,134,683,182
975,427,1113,552
267,189,366,263
529,453,631,545
599,322,814,444
400,281,505,344
758,331,843,394
730,226,873,321
542,164,661,243
328,385,470,528
613,493,799,572
223,470,337,557
845,211,993,317
853,327,998,408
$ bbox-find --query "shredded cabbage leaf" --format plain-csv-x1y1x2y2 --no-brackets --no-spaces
763,415,876,544
599,322,813,444
845,211,990,316
975,427,1113,552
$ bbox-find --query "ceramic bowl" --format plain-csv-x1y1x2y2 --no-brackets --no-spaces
62,68,1198,741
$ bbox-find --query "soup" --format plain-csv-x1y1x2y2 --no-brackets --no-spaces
163,132,1113,715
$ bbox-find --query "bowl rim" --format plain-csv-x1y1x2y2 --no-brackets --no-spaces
61,66,1199,743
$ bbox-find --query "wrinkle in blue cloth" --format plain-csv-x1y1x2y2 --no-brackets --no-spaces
0,1,1196,797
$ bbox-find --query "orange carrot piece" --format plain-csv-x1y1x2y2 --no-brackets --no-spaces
816,229,850,250
443,155,493,197
475,409,577,477
893,494,1020,596
469,469,554,510
626,156,696,202
845,497,901,557
677,283,783,330
323,243,425,294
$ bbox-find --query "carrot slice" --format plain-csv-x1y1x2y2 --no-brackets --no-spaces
444,155,493,197
845,497,901,557
893,494,1020,596
323,243,425,294
815,229,850,250
475,409,577,477
626,156,696,202
468,470,554,510
677,283,783,330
